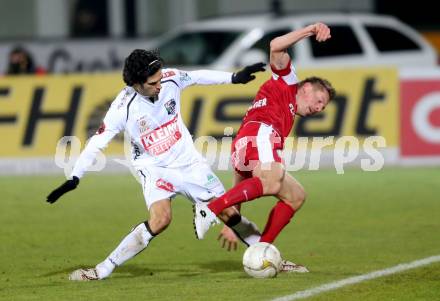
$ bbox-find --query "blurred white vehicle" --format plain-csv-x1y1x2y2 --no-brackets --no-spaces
151,13,437,69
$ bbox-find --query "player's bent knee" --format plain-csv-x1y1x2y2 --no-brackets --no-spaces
263,180,282,195
150,214,172,232
292,186,307,209
160,214,172,227
302,189,307,203
298,189,307,205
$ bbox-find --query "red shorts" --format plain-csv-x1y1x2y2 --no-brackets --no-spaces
231,122,283,178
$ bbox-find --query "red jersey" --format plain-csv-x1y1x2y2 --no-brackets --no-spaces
238,61,299,141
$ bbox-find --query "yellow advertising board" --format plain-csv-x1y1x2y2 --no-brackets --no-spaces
297,68,398,146
1,74,125,156
0,68,398,157
181,67,399,145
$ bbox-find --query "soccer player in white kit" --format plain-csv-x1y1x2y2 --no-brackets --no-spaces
46,49,266,280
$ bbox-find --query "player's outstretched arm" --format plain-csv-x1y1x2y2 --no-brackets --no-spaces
180,63,264,87
270,22,331,70
46,131,116,204
46,176,80,204
231,62,266,84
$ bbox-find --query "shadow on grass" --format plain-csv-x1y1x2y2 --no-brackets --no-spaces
117,260,242,278
38,264,153,279
40,265,88,277
197,260,242,272
40,260,243,280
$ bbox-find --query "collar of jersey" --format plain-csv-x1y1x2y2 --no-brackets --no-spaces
138,93,160,105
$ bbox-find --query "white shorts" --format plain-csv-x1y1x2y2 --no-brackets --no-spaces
136,161,225,209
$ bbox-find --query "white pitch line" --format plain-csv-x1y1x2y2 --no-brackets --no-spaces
271,254,440,301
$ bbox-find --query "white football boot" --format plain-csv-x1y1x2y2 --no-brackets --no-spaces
69,268,101,281
193,202,220,239
279,260,309,273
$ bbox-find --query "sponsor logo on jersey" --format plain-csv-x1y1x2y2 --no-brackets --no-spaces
137,117,150,134
163,71,176,78
249,97,267,111
156,178,175,192
179,71,191,82
164,99,176,115
289,103,296,117
96,123,106,135
207,174,215,182
140,115,182,155
117,89,132,109
205,174,217,186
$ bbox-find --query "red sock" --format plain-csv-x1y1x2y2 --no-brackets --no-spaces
208,177,263,215
260,201,295,243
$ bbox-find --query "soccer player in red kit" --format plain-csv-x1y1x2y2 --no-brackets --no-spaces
194,23,336,268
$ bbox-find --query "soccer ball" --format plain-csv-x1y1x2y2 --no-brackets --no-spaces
242,242,282,278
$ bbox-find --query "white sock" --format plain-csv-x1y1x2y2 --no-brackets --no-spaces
95,222,154,279
230,216,261,246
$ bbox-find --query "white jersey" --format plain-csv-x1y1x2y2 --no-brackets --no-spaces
71,68,232,178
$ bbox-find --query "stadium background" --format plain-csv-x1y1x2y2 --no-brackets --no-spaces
1,1,439,300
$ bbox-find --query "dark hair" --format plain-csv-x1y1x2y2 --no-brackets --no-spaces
299,76,336,101
123,49,163,86
7,46,35,74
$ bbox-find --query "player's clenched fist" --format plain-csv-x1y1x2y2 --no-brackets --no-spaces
46,176,80,204
308,22,331,42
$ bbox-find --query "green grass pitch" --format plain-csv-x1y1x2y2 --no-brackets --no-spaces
1,167,439,301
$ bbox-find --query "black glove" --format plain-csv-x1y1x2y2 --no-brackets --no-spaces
231,62,266,84
46,176,80,204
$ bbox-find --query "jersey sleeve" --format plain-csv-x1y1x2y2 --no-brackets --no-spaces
270,59,299,86
176,69,233,89
71,92,128,178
